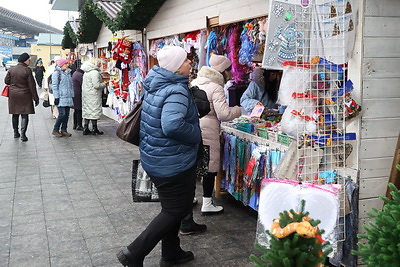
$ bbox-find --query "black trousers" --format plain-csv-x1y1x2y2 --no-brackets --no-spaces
203,172,217,197
73,109,82,127
127,165,196,264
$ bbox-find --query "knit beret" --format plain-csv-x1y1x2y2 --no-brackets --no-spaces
18,53,30,63
57,58,69,67
210,54,231,73
157,46,187,73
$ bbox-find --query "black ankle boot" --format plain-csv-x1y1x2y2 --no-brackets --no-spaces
116,248,143,267
20,115,29,142
92,127,104,135
83,125,91,135
12,115,20,138
20,133,28,142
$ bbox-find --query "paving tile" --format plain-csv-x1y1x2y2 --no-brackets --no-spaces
46,219,83,241
0,91,260,267
48,237,89,258
8,255,50,267
45,208,76,221
50,254,92,267
78,215,116,239
11,221,47,236
12,213,45,226
12,199,43,216
9,233,48,259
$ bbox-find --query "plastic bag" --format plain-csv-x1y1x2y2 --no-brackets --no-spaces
277,61,312,106
280,97,318,137
132,160,159,202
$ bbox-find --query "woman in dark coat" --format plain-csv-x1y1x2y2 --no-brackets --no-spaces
4,53,39,141
34,58,45,88
72,66,84,130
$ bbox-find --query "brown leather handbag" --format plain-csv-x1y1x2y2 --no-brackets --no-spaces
116,99,142,146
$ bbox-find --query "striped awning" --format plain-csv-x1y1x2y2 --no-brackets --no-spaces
95,0,122,19
68,20,80,34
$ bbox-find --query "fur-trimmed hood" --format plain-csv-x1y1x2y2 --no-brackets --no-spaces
195,66,225,87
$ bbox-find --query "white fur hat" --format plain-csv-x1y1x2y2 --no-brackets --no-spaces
210,54,231,73
157,46,187,73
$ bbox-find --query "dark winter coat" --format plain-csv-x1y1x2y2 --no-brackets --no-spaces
34,65,45,85
72,69,84,110
139,65,201,177
4,62,39,114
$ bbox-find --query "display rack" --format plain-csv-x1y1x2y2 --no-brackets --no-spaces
254,0,357,255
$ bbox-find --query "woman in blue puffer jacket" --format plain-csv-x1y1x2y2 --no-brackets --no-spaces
117,46,201,267
51,58,74,137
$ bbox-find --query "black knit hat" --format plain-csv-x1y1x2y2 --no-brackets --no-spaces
18,53,30,63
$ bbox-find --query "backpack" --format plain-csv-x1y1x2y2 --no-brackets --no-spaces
190,85,210,118
47,69,61,93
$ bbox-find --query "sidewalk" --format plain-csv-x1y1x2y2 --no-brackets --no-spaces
0,72,258,266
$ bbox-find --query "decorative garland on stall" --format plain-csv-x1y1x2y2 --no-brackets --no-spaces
82,0,167,33
77,0,103,43
61,22,78,50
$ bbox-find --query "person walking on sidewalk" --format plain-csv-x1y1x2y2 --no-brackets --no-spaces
45,58,59,119
190,54,242,215
34,58,45,89
51,58,74,137
117,46,202,267
81,58,106,135
72,60,84,131
4,52,39,142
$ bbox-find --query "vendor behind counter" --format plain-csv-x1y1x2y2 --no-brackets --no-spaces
240,67,282,114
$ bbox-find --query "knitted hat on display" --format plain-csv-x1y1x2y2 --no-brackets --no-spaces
157,46,187,73
18,53,30,63
210,54,231,73
57,58,68,67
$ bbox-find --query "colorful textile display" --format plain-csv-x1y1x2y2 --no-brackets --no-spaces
221,132,286,210
112,38,132,88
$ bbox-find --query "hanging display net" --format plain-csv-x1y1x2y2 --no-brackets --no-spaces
258,0,358,256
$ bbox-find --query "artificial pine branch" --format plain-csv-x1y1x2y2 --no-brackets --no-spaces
250,199,332,266
352,183,400,266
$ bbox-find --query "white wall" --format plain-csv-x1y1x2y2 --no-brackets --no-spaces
358,0,400,228
146,0,269,40
96,24,142,48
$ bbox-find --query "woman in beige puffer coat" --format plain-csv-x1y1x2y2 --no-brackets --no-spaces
81,58,106,135
191,55,241,215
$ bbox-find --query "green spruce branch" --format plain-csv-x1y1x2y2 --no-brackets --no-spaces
352,183,400,266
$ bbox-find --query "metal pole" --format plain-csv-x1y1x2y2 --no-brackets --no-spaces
49,11,52,61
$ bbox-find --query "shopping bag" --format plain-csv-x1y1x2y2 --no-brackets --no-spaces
42,99,50,108
1,85,9,97
132,160,159,202
116,100,142,145
196,143,210,177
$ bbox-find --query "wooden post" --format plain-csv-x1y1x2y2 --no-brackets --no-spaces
386,132,400,198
